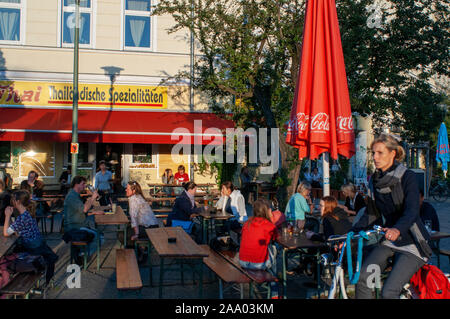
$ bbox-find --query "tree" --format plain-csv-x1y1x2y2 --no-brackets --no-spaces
153,0,449,207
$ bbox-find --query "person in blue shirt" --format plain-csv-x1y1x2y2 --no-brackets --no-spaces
3,190,58,285
94,160,113,206
285,181,314,230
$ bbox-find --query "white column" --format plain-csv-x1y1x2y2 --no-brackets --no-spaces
122,143,133,187
323,153,330,196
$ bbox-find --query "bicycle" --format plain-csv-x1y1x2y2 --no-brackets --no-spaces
429,180,449,202
322,225,385,299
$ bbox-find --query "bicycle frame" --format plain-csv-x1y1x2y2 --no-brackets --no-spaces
325,226,385,299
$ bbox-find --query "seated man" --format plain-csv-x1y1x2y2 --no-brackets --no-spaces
63,176,104,258
419,190,440,232
20,170,45,198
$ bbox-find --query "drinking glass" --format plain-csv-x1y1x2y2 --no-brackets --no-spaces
424,220,432,234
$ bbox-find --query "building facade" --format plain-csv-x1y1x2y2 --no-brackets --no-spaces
0,0,233,190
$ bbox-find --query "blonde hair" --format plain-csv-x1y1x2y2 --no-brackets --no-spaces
297,181,312,194
370,133,405,161
340,183,356,196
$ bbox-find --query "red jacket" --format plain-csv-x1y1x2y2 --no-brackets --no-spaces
239,217,278,264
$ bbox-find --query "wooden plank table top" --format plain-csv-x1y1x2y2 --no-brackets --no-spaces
199,210,235,221
276,233,325,250
0,234,17,258
95,206,129,225
146,227,208,258
431,232,450,241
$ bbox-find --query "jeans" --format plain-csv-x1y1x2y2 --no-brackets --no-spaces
239,245,279,297
356,245,425,299
23,239,58,284
79,227,102,256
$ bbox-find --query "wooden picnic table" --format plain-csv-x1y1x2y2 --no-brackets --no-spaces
276,232,326,299
146,227,208,298
94,206,129,270
0,233,17,258
430,231,450,269
198,208,235,244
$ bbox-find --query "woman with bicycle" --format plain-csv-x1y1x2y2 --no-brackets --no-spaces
355,134,432,299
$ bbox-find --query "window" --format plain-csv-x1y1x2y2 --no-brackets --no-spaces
61,0,93,47
0,0,25,44
67,142,89,164
18,141,55,178
132,144,152,163
123,0,151,50
0,141,11,163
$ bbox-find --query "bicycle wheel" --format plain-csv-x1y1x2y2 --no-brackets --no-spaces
430,185,448,202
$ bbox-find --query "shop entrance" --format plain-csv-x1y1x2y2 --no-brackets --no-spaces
96,143,123,193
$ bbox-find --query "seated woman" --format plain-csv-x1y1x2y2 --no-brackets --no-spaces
168,182,205,242
127,181,158,241
2,190,58,285
161,168,174,196
284,181,314,230
126,181,158,262
239,199,280,298
215,181,247,230
340,183,366,216
320,196,353,240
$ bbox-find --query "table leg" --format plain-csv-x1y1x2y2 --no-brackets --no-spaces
96,229,100,271
159,258,164,298
316,250,321,298
202,217,207,244
219,278,223,299
198,261,203,299
282,248,287,299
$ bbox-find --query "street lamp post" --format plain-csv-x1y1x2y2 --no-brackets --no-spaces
71,0,80,178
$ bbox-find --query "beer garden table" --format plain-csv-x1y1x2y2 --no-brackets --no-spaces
0,233,17,258
198,208,235,244
276,232,326,299
145,227,208,298
430,231,450,269
94,205,129,271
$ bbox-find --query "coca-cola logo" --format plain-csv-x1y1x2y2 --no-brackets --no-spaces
296,113,309,132
311,113,329,131
336,115,353,131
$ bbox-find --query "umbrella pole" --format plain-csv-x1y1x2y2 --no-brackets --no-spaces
323,153,330,197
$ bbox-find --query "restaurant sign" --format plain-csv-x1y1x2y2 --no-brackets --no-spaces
0,81,168,110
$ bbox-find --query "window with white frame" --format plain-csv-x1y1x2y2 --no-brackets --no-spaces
61,0,93,47
123,0,152,50
0,0,24,44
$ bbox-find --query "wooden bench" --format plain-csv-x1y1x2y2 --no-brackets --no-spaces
200,245,250,298
70,241,89,270
0,272,44,299
216,250,278,299
116,249,143,296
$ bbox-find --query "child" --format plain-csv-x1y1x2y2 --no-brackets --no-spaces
3,190,58,285
239,198,280,298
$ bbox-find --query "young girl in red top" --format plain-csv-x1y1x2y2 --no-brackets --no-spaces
239,198,280,298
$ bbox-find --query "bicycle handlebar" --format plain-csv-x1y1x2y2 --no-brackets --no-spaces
327,225,385,243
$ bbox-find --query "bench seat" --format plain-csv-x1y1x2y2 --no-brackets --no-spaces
0,272,43,298
116,249,143,291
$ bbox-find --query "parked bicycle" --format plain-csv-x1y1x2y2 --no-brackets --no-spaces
429,180,449,202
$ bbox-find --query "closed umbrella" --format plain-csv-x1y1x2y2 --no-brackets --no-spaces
436,122,450,177
286,0,355,196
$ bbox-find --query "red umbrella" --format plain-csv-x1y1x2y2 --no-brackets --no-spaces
286,0,355,194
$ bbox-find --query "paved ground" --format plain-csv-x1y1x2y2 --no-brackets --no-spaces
34,199,450,299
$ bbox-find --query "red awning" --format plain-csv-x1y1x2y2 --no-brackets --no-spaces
0,108,235,145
